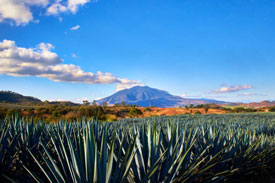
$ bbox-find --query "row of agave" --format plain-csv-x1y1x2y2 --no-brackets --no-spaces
0,113,275,182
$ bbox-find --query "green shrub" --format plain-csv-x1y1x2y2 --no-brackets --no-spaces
268,106,275,112
144,107,152,112
129,107,143,117
194,111,201,114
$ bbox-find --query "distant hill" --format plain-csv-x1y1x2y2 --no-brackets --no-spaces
48,101,79,106
0,91,42,103
242,100,275,107
97,86,229,107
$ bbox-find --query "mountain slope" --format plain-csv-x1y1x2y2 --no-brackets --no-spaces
242,100,275,107
97,86,228,107
0,91,42,103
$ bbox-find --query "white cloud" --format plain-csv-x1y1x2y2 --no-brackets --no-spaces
46,1,67,15
47,0,90,15
0,0,49,25
115,83,142,92
210,84,252,94
48,98,67,102
0,40,62,66
115,78,144,91
76,97,89,103
70,25,80,30
68,0,90,13
0,0,92,25
0,39,142,89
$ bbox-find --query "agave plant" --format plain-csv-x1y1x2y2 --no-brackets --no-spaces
0,121,18,182
0,113,274,183
24,123,137,183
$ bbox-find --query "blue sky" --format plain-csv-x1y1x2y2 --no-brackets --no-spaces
0,0,274,103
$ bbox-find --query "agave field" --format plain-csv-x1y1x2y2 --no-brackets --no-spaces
0,113,275,183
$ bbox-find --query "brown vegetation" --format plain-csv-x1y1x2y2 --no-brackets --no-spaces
1,102,274,122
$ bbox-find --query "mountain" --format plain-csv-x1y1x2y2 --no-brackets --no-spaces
2,88,272,108
97,86,229,107
0,91,42,103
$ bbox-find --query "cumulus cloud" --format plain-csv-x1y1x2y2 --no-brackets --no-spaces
0,39,142,89
0,0,91,25
46,1,67,15
0,0,48,25
70,25,80,30
210,84,252,94
116,79,144,91
47,0,90,15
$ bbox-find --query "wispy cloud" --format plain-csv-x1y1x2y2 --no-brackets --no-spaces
70,25,80,31
71,53,77,58
207,95,228,99
238,92,267,97
180,94,201,98
0,0,92,26
0,39,142,89
210,84,252,94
